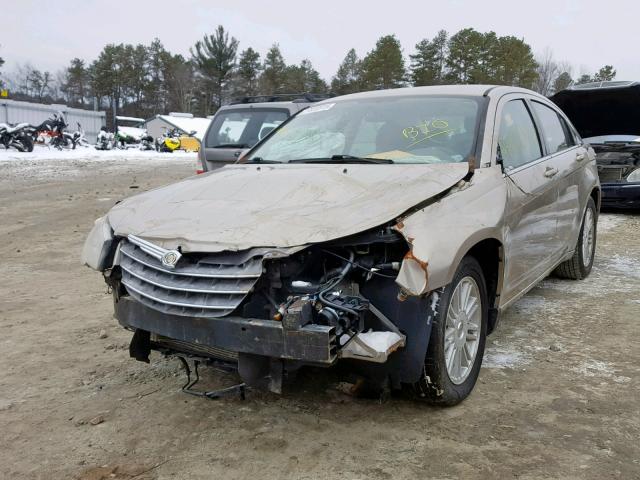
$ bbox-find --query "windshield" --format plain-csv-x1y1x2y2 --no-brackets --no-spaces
206,109,288,148
246,95,481,164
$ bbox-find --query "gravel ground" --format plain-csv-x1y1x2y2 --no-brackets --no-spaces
0,149,638,480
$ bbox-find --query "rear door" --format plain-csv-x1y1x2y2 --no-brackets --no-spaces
529,100,586,253
496,96,562,305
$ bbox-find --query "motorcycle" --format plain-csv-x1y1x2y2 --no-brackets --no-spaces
66,122,90,149
95,127,115,150
27,113,68,148
156,128,182,152
156,128,197,153
0,122,35,152
139,134,155,151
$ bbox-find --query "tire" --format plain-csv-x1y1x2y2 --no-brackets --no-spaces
413,256,488,406
554,197,597,280
21,135,34,152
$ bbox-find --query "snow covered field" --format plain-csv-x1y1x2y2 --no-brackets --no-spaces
0,145,199,181
0,145,197,163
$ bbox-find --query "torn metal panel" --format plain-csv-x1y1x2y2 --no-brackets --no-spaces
395,168,507,293
107,162,468,252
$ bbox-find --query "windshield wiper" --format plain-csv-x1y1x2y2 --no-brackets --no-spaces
244,157,282,164
213,143,249,149
289,155,394,164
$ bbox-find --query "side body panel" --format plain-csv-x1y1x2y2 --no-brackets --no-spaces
398,167,507,292
489,93,563,305
529,98,594,259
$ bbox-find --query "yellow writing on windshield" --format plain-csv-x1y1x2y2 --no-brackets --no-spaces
403,120,453,148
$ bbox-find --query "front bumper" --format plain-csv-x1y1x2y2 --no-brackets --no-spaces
115,296,338,365
601,182,640,209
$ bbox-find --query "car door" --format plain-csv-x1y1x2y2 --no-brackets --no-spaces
529,100,586,253
496,96,563,305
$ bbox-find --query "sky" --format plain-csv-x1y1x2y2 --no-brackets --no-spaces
2,0,639,82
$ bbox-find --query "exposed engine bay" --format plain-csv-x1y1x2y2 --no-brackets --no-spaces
107,223,435,394
593,142,640,183
243,227,405,340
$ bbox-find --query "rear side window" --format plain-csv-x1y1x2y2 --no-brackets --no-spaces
497,100,543,170
531,101,576,153
206,109,288,148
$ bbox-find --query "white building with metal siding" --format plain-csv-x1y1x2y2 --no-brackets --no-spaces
0,99,106,141
144,113,211,141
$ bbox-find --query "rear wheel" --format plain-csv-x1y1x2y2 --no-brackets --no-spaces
413,256,488,406
20,135,34,152
554,197,597,280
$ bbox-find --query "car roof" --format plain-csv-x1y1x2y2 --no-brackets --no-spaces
215,101,305,113
324,85,541,103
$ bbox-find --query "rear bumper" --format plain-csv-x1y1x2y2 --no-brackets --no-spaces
601,182,640,209
115,296,337,364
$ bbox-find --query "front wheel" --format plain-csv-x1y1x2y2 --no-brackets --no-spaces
554,197,597,280
413,256,488,406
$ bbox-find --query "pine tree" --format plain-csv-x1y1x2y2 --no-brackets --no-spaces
260,44,287,94
145,39,172,114
410,30,447,86
90,44,131,119
61,58,89,107
236,47,261,96
331,48,363,94
553,72,573,92
361,35,406,90
191,25,239,113
491,36,537,87
283,59,327,93
164,55,196,113
593,65,616,82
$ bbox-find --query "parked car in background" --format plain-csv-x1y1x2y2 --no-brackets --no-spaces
551,81,640,209
83,85,599,406
198,93,332,171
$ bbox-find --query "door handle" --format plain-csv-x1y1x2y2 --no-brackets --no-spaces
576,152,585,162
544,166,559,178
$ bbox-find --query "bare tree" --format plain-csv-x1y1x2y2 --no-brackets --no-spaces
533,48,559,96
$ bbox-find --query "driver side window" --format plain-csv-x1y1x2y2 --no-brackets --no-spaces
498,100,543,171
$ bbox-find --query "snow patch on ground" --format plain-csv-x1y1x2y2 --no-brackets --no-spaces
605,255,640,279
483,348,528,369
540,257,638,294
571,359,631,384
598,214,625,232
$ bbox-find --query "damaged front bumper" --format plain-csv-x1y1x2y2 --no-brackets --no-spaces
116,296,339,365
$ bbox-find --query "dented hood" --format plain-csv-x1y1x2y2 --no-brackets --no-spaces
108,163,468,252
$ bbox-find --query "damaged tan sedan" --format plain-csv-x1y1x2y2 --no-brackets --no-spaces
82,85,600,405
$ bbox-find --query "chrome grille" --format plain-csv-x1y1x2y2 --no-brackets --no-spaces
117,240,262,318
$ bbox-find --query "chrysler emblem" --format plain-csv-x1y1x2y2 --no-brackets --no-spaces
127,234,182,269
161,250,181,268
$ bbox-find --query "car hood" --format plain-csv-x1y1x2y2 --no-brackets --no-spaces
107,163,469,252
551,83,640,138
